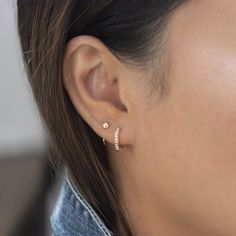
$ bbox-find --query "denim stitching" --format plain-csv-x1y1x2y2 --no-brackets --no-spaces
65,168,113,236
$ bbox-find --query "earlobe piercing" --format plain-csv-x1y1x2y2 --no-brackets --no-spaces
102,122,109,146
102,122,123,151
102,122,109,129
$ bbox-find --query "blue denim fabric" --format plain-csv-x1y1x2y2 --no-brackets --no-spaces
50,168,114,236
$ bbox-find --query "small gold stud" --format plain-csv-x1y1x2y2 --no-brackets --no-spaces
102,122,109,129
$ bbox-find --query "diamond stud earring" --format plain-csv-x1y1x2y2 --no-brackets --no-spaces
102,122,109,129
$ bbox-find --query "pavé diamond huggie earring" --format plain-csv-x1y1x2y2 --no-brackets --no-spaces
114,127,123,151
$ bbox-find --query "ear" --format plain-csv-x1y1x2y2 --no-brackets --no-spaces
62,35,135,148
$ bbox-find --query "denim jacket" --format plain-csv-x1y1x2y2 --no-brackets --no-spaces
50,168,114,236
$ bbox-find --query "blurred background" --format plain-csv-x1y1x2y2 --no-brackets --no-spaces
0,0,62,235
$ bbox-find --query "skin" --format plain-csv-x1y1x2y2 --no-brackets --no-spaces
62,0,236,235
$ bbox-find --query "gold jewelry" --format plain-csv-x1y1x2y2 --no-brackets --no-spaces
114,127,123,151
102,122,109,146
102,122,124,150
102,138,106,145
102,122,109,129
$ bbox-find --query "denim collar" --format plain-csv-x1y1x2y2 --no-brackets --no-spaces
50,167,114,236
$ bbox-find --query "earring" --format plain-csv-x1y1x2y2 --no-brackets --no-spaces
102,122,109,146
102,138,106,145
114,127,123,151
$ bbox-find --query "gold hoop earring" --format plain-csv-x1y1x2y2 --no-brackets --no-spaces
102,138,106,146
114,127,123,151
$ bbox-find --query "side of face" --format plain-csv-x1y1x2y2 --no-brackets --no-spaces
132,0,236,234
61,0,236,234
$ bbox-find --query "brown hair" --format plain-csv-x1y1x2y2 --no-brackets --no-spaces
17,1,184,235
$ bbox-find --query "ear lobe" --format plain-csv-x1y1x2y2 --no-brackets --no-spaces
62,35,134,146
